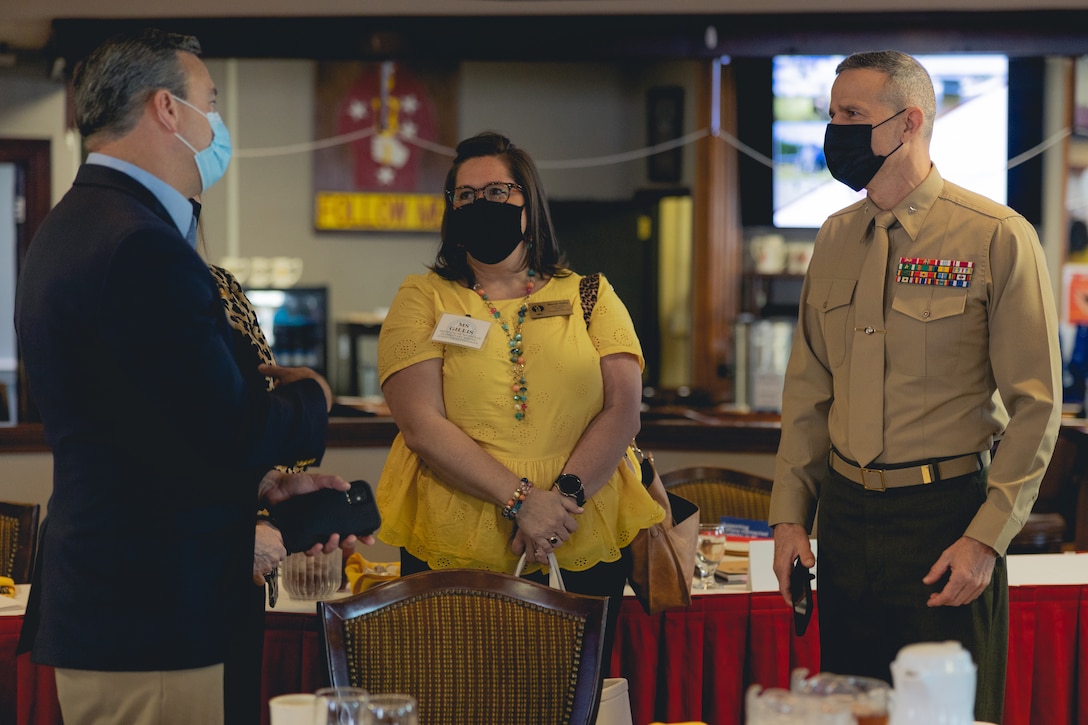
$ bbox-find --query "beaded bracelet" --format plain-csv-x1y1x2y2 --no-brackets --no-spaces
501,478,533,520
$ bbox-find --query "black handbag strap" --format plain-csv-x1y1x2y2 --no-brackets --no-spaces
631,440,656,488
583,272,655,489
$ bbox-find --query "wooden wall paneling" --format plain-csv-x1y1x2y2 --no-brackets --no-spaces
692,58,742,403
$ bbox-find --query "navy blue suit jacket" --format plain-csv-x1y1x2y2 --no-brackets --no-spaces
15,164,328,671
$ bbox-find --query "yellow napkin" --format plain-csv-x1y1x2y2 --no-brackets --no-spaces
0,576,14,598
344,553,399,594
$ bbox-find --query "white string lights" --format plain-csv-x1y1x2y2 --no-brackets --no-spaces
234,122,1068,172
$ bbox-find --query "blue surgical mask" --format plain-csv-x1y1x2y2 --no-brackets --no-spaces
172,95,232,192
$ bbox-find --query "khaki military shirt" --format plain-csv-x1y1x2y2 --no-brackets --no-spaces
769,166,1062,554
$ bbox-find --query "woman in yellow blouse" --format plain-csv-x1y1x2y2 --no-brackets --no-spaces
377,132,663,660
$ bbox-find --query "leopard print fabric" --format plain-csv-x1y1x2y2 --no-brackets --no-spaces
209,265,276,392
579,272,600,327
209,265,304,477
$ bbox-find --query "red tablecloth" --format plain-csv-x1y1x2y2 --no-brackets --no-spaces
3,586,1087,725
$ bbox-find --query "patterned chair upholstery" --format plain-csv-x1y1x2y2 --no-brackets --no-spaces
659,466,774,524
0,500,40,583
318,567,608,725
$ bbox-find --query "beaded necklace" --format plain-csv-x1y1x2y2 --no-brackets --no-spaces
473,269,536,421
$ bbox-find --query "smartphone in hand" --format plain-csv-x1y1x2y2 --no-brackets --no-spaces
269,479,381,553
790,558,815,636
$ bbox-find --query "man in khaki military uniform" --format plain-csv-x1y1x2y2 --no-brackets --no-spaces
769,50,1061,723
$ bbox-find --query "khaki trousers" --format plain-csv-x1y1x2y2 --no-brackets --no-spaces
55,663,224,725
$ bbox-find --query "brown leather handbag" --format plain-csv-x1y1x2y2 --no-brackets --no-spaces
626,443,700,615
578,273,698,615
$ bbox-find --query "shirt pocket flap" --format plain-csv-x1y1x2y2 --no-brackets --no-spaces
892,286,967,322
806,277,856,313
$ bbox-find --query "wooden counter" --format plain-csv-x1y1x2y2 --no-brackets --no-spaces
0,411,786,455
6,413,1088,456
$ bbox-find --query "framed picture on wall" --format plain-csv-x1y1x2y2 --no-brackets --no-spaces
313,60,460,232
646,86,684,183
1076,55,1088,138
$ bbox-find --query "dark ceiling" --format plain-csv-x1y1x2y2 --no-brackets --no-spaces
49,11,1088,68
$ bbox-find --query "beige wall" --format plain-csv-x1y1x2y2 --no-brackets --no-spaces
0,74,79,204
192,57,698,394
0,55,698,532
0,53,1067,521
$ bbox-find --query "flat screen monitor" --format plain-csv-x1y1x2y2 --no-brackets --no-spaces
771,53,1009,229
244,287,329,379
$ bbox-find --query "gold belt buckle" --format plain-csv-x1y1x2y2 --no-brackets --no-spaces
859,467,887,492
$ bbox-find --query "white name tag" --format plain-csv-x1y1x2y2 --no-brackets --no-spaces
431,313,488,349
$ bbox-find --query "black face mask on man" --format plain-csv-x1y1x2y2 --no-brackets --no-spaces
822,109,906,192
446,201,525,264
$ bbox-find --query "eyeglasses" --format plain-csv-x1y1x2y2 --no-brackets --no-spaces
447,181,523,208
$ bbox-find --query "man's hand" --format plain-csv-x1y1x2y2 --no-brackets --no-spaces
923,536,997,607
259,363,333,411
258,470,350,506
300,532,376,557
772,523,815,606
253,521,285,585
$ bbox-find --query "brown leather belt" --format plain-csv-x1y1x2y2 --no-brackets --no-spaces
829,448,989,492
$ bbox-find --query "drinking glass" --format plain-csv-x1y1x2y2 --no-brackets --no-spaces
696,523,728,589
790,668,891,725
746,685,854,725
282,548,343,600
366,693,419,725
312,686,369,725
268,693,317,725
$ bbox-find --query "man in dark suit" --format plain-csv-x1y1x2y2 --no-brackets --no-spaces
15,28,343,724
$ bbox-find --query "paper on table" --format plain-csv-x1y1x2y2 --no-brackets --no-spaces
748,539,819,593
0,584,30,616
1006,552,1088,586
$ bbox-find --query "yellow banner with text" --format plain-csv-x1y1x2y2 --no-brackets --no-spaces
315,192,445,232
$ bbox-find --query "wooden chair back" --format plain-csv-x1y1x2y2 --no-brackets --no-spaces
659,466,774,523
0,500,40,583
318,568,608,725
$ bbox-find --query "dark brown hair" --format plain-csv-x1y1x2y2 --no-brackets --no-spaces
432,131,569,284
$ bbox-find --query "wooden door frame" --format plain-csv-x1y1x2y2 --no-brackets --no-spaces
0,139,51,423
692,59,743,403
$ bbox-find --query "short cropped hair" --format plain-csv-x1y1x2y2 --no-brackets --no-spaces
837,50,937,139
73,28,202,144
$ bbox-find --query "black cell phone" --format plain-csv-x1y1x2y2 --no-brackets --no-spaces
269,479,381,554
790,558,815,636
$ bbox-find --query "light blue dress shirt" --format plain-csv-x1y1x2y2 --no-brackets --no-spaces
86,152,195,244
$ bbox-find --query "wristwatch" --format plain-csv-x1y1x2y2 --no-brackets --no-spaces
553,473,586,507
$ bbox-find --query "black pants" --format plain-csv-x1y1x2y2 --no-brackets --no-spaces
817,466,1008,723
223,584,267,725
399,548,629,670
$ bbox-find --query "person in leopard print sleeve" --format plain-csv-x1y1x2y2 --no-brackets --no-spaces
208,260,374,724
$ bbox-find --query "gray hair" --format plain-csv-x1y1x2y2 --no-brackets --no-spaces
73,28,202,144
836,51,937,139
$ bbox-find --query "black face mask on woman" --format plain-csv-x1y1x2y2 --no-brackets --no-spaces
446,201,525,264
822,108,906,191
